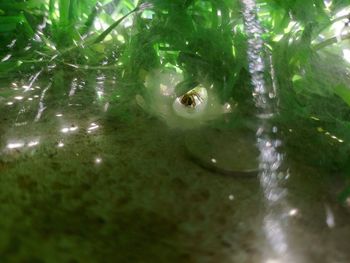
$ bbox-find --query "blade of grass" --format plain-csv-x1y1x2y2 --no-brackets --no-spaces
92,8,137,44
93,2,153,44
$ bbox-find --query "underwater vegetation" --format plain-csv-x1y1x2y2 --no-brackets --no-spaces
1,0,350,199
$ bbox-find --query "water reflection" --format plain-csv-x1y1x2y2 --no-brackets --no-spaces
95,73,105,100
27,140,40,147
14,96,23,101
325,204,336,228
6,139,40,150
34,83,51,122
1,54,12,62
6,142,25,149
61,125,78,133
242,0,292,261
24,70,42,92
87,122,100,133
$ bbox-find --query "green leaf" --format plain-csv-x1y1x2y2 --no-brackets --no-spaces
334,84,350,107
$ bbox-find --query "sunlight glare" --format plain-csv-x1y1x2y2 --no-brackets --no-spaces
7,142,25,149
87,123,99,132
325,205,335,228
27,140,39,147
288,209,298,217
343,49,350,63
324,0,332,9
1,54,12,62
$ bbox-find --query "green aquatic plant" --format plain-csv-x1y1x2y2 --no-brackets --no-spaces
2,0,350,195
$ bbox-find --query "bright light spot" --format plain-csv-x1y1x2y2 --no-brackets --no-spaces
61,125,78,133
346,197,350,207
34,95,39,98
12,82,18,87
343,49,350,63
331,13,349,41
325,205,335,228
14,96,24,100
22,85,29,90
70,126,78,132
88,123,99,132
211,158,217,163
117,34,125,43
94,20,102,30
27,140,39,147
95,158,102,164
58,141,64,147
56,113,63,117
104,102,109,112
266,259,282,263
7,142,24,149
292,74,302,82
61,128,69,133
217,10,222,16
1,54,12,62
335,7,350,18
97,91,104,99
284,21,301,34
6,102,14,105
264,215,288,254
288,208,298,216
124,19,133,28
228,195,235,200
324,0,332,9
28,98,33,101
223,103,232,113
273,34,283,42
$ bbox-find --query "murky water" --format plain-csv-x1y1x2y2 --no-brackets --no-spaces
0,66,349,263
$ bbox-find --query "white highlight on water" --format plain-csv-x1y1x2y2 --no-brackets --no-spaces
241,0,292,261
24,70,43,92
34,83,51,122
96,73,105,100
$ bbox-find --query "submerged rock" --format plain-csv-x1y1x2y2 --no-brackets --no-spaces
185,128,260,176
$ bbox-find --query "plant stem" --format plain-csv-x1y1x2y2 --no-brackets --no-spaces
313,32,350,50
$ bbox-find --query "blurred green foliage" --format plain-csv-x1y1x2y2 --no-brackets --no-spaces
1,0,350,181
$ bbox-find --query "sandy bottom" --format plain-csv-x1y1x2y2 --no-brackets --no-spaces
0,71,349,263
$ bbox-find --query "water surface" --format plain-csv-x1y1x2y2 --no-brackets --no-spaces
0,69,349,263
